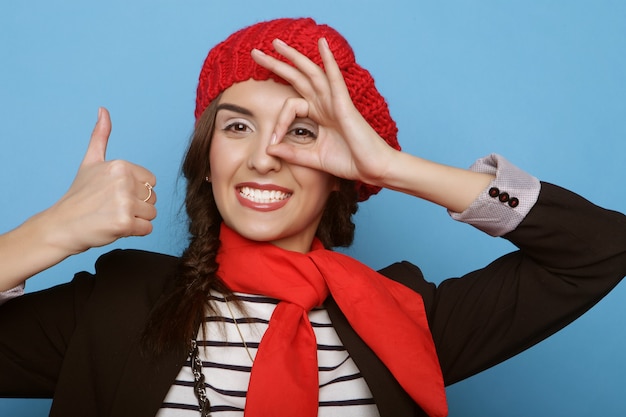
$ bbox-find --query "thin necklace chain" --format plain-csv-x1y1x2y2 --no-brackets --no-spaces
224,297,255,364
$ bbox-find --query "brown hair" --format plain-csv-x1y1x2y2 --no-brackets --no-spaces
142,96,359,354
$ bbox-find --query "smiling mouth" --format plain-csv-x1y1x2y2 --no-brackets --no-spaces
239,186,292,204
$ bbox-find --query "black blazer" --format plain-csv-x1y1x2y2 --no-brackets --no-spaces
1,182,625,417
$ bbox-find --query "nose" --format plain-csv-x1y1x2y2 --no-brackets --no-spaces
247,130,282,174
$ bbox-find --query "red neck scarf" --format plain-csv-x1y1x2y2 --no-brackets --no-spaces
216,224,447,417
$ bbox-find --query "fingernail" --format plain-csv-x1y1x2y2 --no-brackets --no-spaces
97,107,102,123
251,48,266,57
273,38,287,48
320,37,329,49
270,133,277,145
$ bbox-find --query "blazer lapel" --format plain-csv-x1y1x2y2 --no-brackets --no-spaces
325,297,426,417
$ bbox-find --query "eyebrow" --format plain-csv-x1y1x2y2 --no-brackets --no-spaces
216,103,254,116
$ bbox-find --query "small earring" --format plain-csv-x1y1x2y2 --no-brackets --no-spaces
205,176,211,183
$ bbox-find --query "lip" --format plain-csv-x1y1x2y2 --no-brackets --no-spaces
235,182,292,212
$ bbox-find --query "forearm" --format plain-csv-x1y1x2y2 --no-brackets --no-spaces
378,150,494,213
0,210,71,292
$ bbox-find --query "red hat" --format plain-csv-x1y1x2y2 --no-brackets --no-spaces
195,17,400,201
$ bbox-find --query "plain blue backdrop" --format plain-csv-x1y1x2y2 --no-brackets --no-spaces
1,1,625,416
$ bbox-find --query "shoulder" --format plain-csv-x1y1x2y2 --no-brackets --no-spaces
89,249,180,308
377,261,425,288
93,249,179,284
95,248,179,272
378,261,437,308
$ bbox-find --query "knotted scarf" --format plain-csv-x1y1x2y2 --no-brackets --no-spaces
216,224,447,417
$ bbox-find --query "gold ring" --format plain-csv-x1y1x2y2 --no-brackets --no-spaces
143,182,153,202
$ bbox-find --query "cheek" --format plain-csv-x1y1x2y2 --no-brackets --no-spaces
209,138,237,180
294,167,337,201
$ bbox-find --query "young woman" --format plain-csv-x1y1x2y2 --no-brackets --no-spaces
1,18,625,417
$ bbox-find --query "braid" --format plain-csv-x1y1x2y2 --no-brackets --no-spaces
142,98,231,354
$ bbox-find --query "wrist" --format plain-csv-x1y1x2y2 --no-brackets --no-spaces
0,210,72,290
29,205,82,259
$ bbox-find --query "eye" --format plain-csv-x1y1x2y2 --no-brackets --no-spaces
285,125,318,144
223,122,252,133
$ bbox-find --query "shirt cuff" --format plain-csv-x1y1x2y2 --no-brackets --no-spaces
0,282,25,306
448,154,540,237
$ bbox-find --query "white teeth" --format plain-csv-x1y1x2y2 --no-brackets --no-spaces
240,186,291,203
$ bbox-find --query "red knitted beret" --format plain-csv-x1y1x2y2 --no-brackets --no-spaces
195,17,400,201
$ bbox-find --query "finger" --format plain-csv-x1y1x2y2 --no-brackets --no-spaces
273,38,337,99
251,48,311,94
135,198,158,221
271,38,328,85
82,107,112,166
106,159,157,199
129,217,155,237
251,43,324,99
131,197,158,236
109,200,156,238
267,141,320,169
135,219,154,236
136,166,157,192
121,161,157,197
318,38,351,98
137,181,157,204
271,97,311,145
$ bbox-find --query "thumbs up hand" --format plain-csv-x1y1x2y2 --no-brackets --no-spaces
45,107,157,255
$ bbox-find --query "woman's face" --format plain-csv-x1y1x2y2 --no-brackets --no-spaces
209,79,337,253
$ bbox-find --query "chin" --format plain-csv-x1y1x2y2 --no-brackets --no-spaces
228,222,281,243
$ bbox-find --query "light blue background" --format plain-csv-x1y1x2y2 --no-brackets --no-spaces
1,1,625,416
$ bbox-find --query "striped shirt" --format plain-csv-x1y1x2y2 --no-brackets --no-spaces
156,291,379,416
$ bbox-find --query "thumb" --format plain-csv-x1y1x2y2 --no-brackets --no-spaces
81,107,112,166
